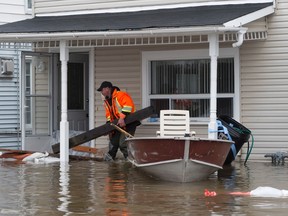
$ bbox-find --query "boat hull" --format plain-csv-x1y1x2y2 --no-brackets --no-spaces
126,137,232,182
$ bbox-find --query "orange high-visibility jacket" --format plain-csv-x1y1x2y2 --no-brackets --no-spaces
104,88,136,122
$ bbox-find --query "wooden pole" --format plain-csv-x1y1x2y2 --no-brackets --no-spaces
110,123,134,138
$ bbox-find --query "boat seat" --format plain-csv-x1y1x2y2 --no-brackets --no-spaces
156,110,195,137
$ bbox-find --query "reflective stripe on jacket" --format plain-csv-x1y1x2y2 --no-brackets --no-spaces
104,89,135,122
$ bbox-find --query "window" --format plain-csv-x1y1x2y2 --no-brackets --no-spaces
25,60,32,130
142,49,239,122
68,63,84,110
25,0,32,14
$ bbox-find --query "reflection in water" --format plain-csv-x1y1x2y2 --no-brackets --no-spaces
0,161,61,215
105,162,130,216
58,163,71,215
1,160,288,215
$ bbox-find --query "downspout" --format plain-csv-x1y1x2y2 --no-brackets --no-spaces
231,28,246,159
232,29,247,48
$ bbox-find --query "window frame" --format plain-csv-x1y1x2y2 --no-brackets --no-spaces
142,48,240,124
25,58,33,131
25,0,32,14
22,53,52,136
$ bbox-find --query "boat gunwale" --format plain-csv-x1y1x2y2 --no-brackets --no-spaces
125,136,233,144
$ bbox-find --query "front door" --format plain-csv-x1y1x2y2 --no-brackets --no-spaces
67,53,89,131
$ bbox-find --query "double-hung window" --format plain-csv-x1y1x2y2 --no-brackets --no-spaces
142,49,239,122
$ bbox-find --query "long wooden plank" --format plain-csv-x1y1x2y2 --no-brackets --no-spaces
52,106,154,154
0,148,34,160
72,146,98,154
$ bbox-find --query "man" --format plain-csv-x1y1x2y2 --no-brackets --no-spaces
97,81,140,161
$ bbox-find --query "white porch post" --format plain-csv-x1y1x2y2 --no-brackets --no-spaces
59,40,69,162
89,48,95,148
208,34,219,139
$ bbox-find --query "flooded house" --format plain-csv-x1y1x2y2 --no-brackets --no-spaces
0,0,286,162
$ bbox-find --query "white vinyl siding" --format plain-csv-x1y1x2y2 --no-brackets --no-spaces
34,0,246,15
94,47,141,147
0,48,21,148
0,1,32,148
0,0,32,25
245,17,268,32
240,0,288,161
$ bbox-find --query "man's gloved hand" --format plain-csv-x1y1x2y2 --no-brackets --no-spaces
108,131,114,139
117,118,126,127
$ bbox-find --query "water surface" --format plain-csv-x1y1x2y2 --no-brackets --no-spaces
1,159,288,215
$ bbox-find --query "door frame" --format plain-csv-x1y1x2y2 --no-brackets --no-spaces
62,52,90,131
54,48,95,145
21,51,55,150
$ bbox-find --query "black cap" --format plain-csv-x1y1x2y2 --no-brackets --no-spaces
97,81,113,91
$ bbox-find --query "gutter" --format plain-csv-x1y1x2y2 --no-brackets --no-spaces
0,26,246,42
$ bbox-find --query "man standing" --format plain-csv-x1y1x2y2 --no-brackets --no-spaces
97,81,139,161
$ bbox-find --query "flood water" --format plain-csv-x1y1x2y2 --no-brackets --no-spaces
1,159,288,216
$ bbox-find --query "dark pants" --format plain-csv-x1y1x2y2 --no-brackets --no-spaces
108,121,139,159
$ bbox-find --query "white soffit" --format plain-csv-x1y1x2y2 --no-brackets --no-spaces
224,4,275,27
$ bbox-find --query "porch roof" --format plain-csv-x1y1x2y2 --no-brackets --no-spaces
0,2,274,42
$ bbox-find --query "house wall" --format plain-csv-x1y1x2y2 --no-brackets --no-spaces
0,0,32,149
34,0,237,15
240,0,288,161
0,47,22,148
0,0,31,25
